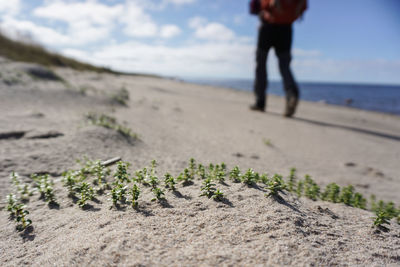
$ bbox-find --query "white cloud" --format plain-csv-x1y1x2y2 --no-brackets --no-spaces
188,16,207,29
119,2,158,37
0,0,20,16
160,25,181,38
194,23,235,42
163,0,196,5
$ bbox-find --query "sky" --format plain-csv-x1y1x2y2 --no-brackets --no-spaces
0,0,399,84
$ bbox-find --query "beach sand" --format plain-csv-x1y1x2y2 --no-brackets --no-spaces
0,57,399,266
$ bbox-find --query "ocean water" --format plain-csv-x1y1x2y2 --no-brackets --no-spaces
186,79,400,115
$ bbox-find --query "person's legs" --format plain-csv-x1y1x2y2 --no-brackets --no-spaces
252,24,272,111
275,24,299,117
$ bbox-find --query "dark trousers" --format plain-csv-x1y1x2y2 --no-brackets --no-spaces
254,22,299,109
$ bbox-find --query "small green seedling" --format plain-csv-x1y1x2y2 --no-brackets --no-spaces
213,189,224,201
91,160,111,192
200,178,216,198
229,166,242,183
31,174,57,204
373,211,391,229
110,183,128,206
304,175,320,201
164,173,176,191
265,174,286,197
296,180,304,198
62,170,79,196
113,161,131,184
77,182,95,208
340,185,354,205
321,183,341,203
10,172,32,201
242,168,258,185
263,138,272,146
287,168,297,192
129,184,140,208
197,164,206,179
177,168,193,185
151,187,165,202
6,193,18,216
188,158,197,179
353,192,367,209
14,204,32,231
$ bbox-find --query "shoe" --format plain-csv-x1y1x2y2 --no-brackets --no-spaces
249,104,265,112
284,95,298,117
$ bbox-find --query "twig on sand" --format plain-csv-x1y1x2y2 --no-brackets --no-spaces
101,157,122,167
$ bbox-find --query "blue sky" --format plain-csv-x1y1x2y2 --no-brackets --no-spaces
0,0,399,84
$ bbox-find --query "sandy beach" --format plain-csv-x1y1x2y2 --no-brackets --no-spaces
1,57,400,266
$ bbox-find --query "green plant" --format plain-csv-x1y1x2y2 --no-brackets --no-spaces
229,166,242,183
259,174,269,185
177,168,193,185
10,172,32,201
296,180,304,197
340,185,354,205
91,160,110,192
263,138,272,146
197,164,206,179
14,204,32,231
62,170,79,196
151,187,165,202
77,182,95,208
188,158,196,179
214,164,226,183
373,211,391,229
200,178,216,198
287,168,297,192
242,168,258,185
113,161,131,184
111,87,130,106
6,193,18,216
213,189,224,201
303,175,320,201
31,174,57,204
321,183,341,203
265,174,286,197
353,192,367,209
164,173,176,191
110,183,128,206
129,184,140,208
86,112,137,139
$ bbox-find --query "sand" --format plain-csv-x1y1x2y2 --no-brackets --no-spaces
0,57,399,266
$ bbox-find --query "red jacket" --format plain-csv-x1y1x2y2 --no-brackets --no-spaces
261,0,308,24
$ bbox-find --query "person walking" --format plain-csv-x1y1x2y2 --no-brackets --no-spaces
250,0,307,117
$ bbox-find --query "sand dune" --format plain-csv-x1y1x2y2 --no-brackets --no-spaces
1,57,399,266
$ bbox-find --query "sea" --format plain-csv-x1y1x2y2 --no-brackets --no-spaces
185,79,400,115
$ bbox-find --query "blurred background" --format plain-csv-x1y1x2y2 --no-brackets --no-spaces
1,0,399,113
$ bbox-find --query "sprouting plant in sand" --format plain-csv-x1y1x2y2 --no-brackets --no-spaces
151,187,165,202
215,163,227,183
303,175,320,201
91,160,111,192
229,166,242,183
265,174,286,197
339,185,354,205
85,112,137,139
111,87,130,106
134,169,146,185
10,172,32,201
129,184,140,208
213,189,224,201
296,180,304,197
259,173,269,185
77,182,95,208
242,168,258,186
353,193,367,209
31,174,57,204
373,211,391,230
188,158,197,179
14,203,32,231
6,193,18,216
321,183,341,203
113,161,131,184
200,178,216,198
287,168,297,192
177,168,193,185
197,164,206,180
62,170,79,196
263,138,272,147
110,183,128,207
164,173,176,191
